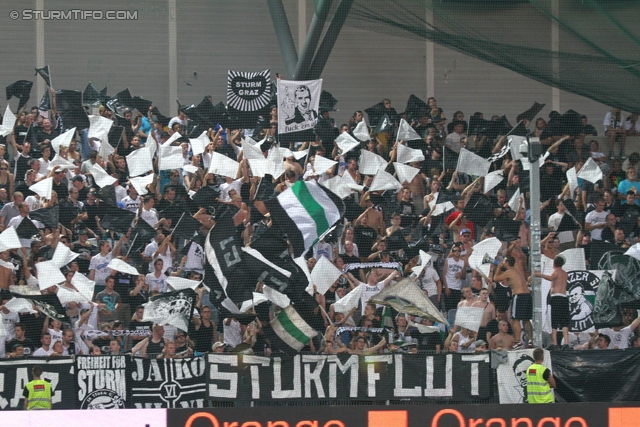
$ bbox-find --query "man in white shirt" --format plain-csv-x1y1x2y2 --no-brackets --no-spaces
600,315,640,350
121,186,141,214
89,239,126,290
32,332,54,356
547,199,566,232
143,232,174,273
584,197,609,240
145,258,168,293
353,269,401,315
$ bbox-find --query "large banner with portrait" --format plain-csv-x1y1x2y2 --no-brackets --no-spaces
277,79,322,135
496,349,553,404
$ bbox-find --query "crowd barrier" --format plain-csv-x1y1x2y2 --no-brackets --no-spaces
1,350,638,411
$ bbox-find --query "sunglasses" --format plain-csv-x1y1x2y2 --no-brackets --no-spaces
452,250,461,253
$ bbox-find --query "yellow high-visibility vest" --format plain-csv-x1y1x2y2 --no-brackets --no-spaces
25,379,52,410
526,363,553,404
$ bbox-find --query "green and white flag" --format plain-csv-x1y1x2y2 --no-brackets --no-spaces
271,306,318,351
265,180,344,257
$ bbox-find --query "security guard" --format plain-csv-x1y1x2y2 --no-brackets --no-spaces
526,348,556,403
23,365,52,410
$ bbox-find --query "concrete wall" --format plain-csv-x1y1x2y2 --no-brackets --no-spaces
0,0,613,134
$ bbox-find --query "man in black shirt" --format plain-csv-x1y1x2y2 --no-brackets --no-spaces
51,168,69,200
6,323,36,356
353,213,378,258
35,118,59,146
71,230,97,274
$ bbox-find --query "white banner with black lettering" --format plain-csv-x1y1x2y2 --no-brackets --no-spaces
207,353,491,401
277,79,322,135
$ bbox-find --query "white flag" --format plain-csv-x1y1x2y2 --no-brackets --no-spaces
333,284,365,314
335,132,360,155
0,106,16,137
394,162,420,184
397,118,422,141
126,148,154,177
454,306,485,332
88,115,113,140
397,143,425,163
29,177,53,199
0,227,22,252
369,169,402,192
51,127,76,154
313,155,338,174
129,173,154,196
484,170,504,193
89,163,116,187
305,255,343,296
577,157,603,184
456,148,491,177
352,120,370,142
508,188,521,213
108,258,140,276
158,143,184,171
189,131,209,156
359,150,387,175
208,152,240,178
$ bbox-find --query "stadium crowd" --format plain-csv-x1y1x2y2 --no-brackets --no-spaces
1,87,639,360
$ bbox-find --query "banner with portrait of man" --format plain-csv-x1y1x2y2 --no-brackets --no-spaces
277,79,322,135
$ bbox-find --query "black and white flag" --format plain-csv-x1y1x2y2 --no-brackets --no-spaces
278,79,322,134
142,289,196,332
11,293,69,325
227,70,271,112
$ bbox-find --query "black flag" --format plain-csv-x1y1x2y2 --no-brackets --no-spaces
34,65,52,86
6,80,33,110
29,205,59,229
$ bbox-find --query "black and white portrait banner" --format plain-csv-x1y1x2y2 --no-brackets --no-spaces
496,349,552,404
227,70,271,112
278,79,322,134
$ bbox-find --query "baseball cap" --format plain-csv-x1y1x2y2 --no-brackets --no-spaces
475,340,487,347
460,228,471,236
212,342,226,351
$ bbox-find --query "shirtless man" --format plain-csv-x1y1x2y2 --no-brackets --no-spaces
473,288,495,342
0,250,14,289
541,232,561,260
407,161,425,212
493,256,531,348
360,193,384,236
489,320,515,350
506,237,528,276
283,154,303,177
534,256,570,347
457,286,477,308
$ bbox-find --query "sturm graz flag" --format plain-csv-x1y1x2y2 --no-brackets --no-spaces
227,70,271,112
142,289,196,332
